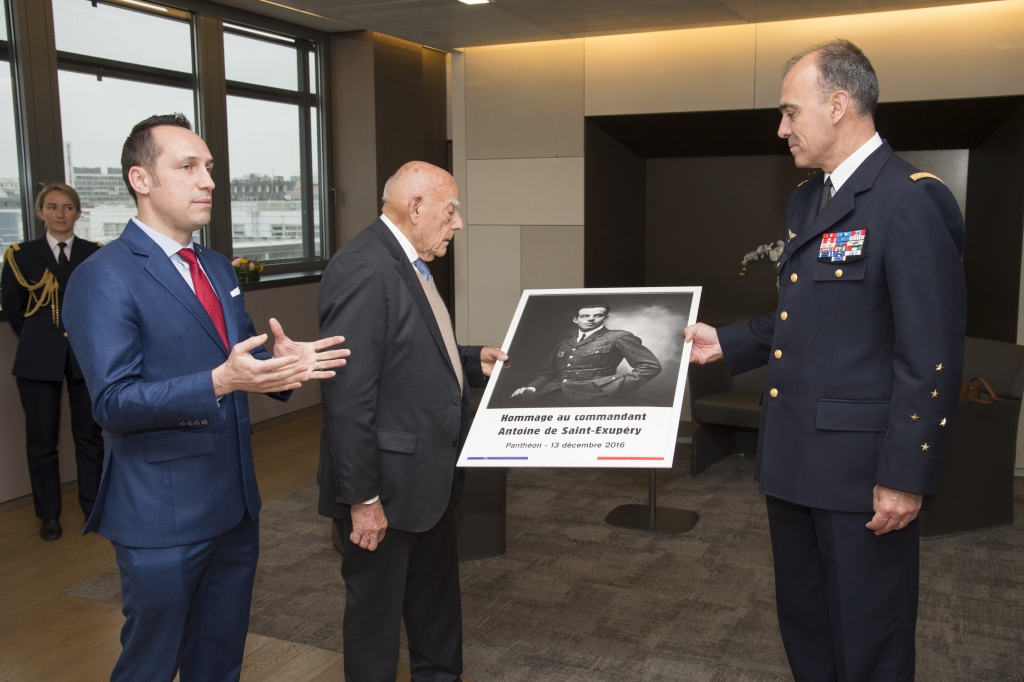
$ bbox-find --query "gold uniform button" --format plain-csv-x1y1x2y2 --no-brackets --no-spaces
769,388,779,398
774,350,783,359
63,332,68,337
790,273,798,283
780,311,788,321
835,269,844,278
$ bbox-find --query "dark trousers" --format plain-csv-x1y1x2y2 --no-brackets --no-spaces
337,503,462,682
765,496,919,682
16,355,104,520
111,513,259,682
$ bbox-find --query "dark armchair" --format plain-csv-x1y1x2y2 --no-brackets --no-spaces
919,337,1024,538
687,361,766,476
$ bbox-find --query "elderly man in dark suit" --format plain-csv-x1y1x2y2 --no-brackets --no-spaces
510,302,661,406
318,161,505,682
685,41,966,682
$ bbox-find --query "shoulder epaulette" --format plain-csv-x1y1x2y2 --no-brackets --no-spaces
910,172,944,185
797,179,809,187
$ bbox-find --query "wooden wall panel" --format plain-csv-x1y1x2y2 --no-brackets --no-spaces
465,40,584,159
584,24,756,116
521,225,585,290
467,225,521,347
754,1,1024,108
330,32,378,246
467,157,584,226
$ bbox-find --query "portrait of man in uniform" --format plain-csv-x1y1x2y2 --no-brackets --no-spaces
484,291,694,412
508,302,662,407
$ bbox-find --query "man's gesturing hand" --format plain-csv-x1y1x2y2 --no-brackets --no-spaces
683,323,724,365
350,500,388,551
212,334,306,397
480,346,508,377
269,317,349,381
510,386,535,398
866,484,923,535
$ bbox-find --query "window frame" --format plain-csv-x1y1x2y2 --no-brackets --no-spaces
220,18,326,268
19,0,333,276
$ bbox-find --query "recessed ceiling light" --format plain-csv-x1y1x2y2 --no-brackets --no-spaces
458,0,492,5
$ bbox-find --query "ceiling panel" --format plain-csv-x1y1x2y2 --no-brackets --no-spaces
721,0,997,23
235,0,1009,50
331,4,566,48
492,0,745,38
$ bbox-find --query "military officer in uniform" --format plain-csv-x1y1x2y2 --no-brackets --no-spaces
511,303,661,407
685,41,966,682
2,183,104,541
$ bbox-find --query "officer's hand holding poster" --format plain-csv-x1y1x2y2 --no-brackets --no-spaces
458,287,701,468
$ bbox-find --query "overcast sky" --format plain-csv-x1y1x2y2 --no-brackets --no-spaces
0,0,314,183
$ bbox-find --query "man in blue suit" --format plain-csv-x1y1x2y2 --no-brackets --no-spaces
685,42,966,681
63,113,348,681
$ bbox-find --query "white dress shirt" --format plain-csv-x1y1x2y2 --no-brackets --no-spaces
824,132,883,197
46,232,74,262
576,325,605,342
133,218,216,298
381,213,418,264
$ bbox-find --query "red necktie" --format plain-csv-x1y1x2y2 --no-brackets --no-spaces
177,248,229,350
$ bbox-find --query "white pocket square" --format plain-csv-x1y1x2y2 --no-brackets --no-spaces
230,287,241,297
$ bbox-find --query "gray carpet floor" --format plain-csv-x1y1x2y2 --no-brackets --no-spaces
67,450,1024,681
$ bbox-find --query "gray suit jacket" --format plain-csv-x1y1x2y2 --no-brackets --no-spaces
317,219,486,533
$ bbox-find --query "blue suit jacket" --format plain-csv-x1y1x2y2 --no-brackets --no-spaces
718,142,967,512
63,221,287,547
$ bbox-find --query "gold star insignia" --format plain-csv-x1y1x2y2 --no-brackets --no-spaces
921,443,930,452
940,418,947,427
789,230,797,241
910,414,919,421
936,363,943,372
931,390,939,398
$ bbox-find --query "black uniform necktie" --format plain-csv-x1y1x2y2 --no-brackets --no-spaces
818,177,834,214
57,242,69,275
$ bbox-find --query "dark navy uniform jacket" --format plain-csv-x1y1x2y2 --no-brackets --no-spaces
2,235,102,381
718,141,967,513
528,327,662,397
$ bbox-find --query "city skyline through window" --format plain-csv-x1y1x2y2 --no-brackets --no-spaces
225,23,323,263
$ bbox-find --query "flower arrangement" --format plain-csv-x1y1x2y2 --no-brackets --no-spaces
740,240,785,276
231,256,264,283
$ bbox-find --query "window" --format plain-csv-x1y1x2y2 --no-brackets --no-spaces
52,0,197,243
0,0,24,268
223,22,323,264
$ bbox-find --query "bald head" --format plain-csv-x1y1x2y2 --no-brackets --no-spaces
382,161,463,261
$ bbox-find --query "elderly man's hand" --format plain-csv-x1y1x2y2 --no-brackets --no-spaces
480,346,507,377
350,500,388,551
511,386,535,398
866,484,923,535
683,323,724,364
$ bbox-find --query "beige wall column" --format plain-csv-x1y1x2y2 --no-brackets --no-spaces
331,31,379,247
462,40,587,347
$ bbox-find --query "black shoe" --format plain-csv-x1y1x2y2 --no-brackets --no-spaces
40,519,62,541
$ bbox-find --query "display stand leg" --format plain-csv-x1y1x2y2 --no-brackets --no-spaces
605,468,699,534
